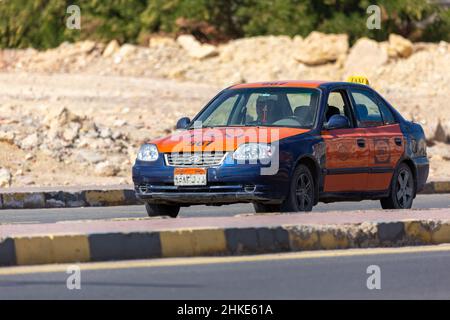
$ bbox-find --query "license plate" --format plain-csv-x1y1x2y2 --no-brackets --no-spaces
174,168,207,186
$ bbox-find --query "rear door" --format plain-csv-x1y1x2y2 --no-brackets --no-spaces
348,88,405,191
322,90,370,192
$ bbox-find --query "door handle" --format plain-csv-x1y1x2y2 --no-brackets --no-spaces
357,139,366,148
394,137,402,146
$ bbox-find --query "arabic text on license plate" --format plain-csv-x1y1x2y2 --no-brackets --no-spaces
174,168,207,186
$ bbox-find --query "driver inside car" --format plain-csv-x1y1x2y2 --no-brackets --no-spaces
248,96,281,125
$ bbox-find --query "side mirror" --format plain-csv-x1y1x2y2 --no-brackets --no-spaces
324,114,350,130
176,117,191,130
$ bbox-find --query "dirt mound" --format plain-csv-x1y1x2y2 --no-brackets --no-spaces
0,32,449,188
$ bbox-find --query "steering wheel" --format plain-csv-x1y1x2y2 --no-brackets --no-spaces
272,117,303,126
286,116,301,121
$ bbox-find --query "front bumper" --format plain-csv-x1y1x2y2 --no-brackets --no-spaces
132,155,288,205
414,156,429,193
135,185,275,205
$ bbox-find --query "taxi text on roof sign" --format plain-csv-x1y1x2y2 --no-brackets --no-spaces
346,76,370,86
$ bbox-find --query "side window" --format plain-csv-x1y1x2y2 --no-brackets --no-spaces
377,98,396,124
325,91,354,126
349,90,383,128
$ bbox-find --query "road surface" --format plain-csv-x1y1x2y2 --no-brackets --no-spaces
0,194,448,224
1,245,450,299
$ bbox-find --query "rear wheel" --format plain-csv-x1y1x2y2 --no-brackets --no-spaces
145,203,180,218
380,163,415,209
253,203,281,213
281,164,315,212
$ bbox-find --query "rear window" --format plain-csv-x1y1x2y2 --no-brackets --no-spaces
377,99,397,124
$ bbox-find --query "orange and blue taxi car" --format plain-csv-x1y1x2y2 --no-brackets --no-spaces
132,77,429,217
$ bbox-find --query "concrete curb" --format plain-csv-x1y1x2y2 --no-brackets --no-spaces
0,188,141,209
2,219,450,266
0,180,448,210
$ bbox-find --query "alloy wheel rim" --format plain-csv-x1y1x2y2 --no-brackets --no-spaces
296,173,312,210
396,169,413,208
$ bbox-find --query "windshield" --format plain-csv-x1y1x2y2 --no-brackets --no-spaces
191,87,320,129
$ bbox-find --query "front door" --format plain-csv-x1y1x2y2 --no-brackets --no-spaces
322,90,370,192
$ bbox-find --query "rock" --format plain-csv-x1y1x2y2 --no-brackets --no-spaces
111,131,123,140
76,137,98,148
62,122,81,142
294,32,348,66
79,119,97,134
434,120,448,143
25,153,34,161
44,107,83,128
438,41,449,54
76,150,105,164
103,40,120,58
83,129,100,139
344,37,388,78
20,133,39,150
0,131,15,144
76,40,97,54
117,44,137,59
23,178,35,186
388,34,413,58
292,35,303,46
113,119,127,127
176,35,218,59
149,36,178,48
95,161,120,177
99,127,112,139
112,44,138,64
0,168,11,188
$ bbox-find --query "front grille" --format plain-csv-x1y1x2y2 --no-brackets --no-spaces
165,152,226,167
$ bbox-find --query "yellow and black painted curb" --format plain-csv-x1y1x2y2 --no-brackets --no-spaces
421,181,450,194
2,220,450,267
0,181,448,210
0,189,140,209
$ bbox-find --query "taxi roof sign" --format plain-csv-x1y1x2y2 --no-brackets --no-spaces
346,76,370,86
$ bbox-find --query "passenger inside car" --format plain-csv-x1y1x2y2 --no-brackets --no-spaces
325,105,341,121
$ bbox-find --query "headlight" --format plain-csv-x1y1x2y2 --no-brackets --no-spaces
232,143,274,161
137,144,159,162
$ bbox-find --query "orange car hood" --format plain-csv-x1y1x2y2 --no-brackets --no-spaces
150,127,310,153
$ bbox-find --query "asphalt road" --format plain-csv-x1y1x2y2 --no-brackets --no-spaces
0,194,448,224
1,246,450,299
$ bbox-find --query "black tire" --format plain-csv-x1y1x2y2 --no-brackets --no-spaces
281,164,315,212
380,163,415,209
145,203,180,218
253,202,281,213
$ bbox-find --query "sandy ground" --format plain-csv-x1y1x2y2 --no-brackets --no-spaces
0,72,448,188
0,72,218,187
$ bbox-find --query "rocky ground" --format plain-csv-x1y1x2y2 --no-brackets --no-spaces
0,32,449,188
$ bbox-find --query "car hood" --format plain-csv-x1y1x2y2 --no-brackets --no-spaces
150,127,310,153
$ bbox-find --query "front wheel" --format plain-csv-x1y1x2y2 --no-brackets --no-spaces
281,164,315,212
380,163,415,209
145,203,180,218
